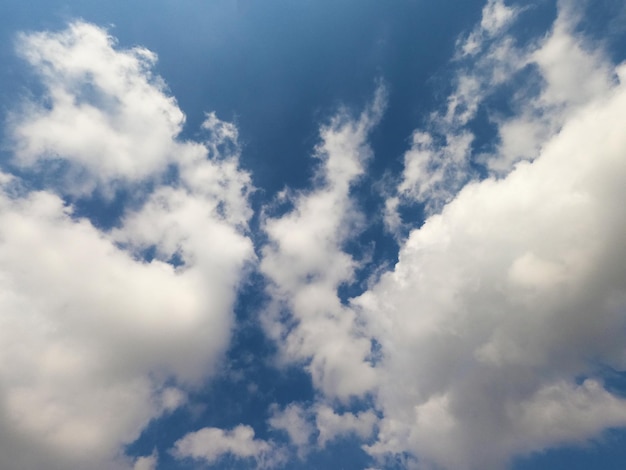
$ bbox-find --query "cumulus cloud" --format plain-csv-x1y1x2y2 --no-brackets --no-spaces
258,5,626,468
9,22,188,196
0,22,253,470
259,86,386,401
266,401,378,456
487,0,615,173
4,3,626,470
172,424,284,468
356,8,626,469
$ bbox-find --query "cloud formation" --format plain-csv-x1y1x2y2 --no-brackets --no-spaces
1,22,253,470
356,2,626,468
268,403,315,458
386,0,616,227
172,424,283,468
10,23,187,195
3,2,626,469
253,4,626,469
260,86,386,401
315,404,377,448
385,0,523,221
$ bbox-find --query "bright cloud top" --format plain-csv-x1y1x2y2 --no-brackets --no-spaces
1,22,253,470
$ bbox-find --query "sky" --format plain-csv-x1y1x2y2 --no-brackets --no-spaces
1,0,626,469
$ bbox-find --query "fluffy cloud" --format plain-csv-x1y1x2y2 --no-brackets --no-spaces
9,22,185,195
0,22,253,470
356,5,626,468
172,425,283,468
259,4,626,468
388,0,617,225
266,402,378,455
487,0,615,173
259,87,386,401
315,404,377,447
4,3,626,470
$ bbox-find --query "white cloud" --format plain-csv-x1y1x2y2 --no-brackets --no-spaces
387,0,619,231
358,47,626,470
315,404,377,447
9,22,186,195
266,401,378,456
386,2,524,224
257,7,626,468
0,22,253,470
486,0,616,173
268,403,315,458
461,0,519,56
511,379,626,452
172,425,283,468
259,87,386,401
4,4,626,470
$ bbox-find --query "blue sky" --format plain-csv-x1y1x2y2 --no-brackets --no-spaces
1,1,626,469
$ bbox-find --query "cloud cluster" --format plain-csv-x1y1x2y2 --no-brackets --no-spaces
3,2,626,469
356,2,626,469
268,403,315,458
362,75,626,463
260,87,386,401
315,404,377,448
172,424,283,468
254,2,626,469
1,22,253,470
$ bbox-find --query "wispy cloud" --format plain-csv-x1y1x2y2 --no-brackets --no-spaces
386,0,617,232
385,0,523,224
259,86,386,401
